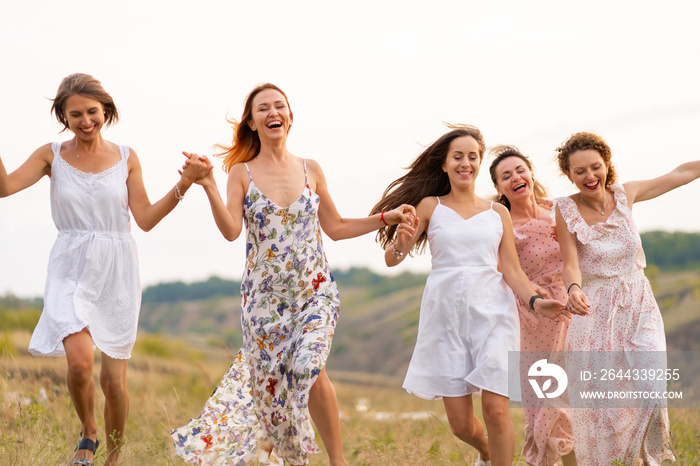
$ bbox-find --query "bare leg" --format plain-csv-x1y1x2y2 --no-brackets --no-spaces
442,395,490,460
308,368,347,466
100,353,129,466
64,329,98,463
480,390,514,466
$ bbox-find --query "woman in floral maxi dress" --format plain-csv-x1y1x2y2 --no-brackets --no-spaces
171,83,414,466
554,132,700,465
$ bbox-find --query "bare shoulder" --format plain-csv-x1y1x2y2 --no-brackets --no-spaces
227,162,252,191
34,142,54,159
491,201,509,215
228,162,251,181
416,196,439,221
29,143,56,170
304,157,324,177
124,144,138,159
125,145,141,171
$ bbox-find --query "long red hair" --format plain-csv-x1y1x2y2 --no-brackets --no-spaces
216,83,293,173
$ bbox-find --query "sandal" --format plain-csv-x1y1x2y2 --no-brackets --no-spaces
70,437,99,466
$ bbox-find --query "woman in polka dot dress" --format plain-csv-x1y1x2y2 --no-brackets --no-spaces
490,146,575,466
554,132,700,465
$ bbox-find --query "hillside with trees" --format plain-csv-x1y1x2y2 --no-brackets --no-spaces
2,231,699,376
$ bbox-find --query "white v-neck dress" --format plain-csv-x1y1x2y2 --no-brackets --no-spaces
403,199,519,399
28,142,141,359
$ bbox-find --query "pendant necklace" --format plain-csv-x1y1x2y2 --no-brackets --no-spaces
579,192,607,216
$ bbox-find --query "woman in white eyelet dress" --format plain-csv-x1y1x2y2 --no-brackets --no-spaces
30,142,140,360
0,73,209,466
554,131,700,466
171,83,415,466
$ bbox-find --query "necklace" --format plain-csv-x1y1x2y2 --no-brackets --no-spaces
579,192,607,216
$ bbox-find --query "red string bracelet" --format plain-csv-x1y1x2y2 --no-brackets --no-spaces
380,212,389,226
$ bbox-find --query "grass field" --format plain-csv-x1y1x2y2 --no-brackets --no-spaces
1,330,698,465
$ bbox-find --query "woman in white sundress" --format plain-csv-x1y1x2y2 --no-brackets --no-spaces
0,73,209,466
371,125,572,466
171,83,415,466
554,131,700,465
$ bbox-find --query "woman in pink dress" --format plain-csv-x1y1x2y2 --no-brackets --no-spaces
489,146,576,466
554,132,700,465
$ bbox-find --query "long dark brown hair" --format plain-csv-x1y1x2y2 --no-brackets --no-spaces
216,83,293,173
371,124,485,252
488,145,549,210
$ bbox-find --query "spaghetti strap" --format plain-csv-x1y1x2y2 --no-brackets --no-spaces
436,196,441,205
489,201,493,210
243,162,253,181
302,159,308,187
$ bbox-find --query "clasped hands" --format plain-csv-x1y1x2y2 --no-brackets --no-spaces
179,152,214,185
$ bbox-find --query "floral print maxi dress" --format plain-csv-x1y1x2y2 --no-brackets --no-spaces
172,160,340,465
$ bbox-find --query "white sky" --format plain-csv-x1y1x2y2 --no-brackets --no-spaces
1,1,699,296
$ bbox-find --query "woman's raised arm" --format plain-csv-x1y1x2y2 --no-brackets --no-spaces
0,144,53,198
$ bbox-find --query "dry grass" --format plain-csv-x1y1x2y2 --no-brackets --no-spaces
1,331,698,465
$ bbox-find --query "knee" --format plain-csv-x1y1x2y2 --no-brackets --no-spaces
100,372,127,401
67,356,94,384
481,402,510,430
449,416,479,441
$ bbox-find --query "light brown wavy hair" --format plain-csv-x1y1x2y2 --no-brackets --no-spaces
51,73,119,132
371,124,485,252
555,132,617,187
216,83,293,173
488,145,549,210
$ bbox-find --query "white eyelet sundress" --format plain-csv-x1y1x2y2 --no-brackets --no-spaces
172,160,340,465
28,142,141,360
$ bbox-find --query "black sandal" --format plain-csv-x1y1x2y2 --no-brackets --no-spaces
71,437,99,466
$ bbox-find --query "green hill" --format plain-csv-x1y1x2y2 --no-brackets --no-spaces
3,230,699,375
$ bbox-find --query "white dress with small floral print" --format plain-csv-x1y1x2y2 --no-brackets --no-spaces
557,184,674,466
172,161,339,465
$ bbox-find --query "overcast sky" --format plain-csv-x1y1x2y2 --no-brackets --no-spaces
1,1,699,297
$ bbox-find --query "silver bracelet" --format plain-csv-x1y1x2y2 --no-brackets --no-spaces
393,244,404,258
174,183,184,202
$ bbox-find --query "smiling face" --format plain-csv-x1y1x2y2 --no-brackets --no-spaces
493,155,534,203
566,149,609,195
442,136,481,188
64,94,106,140
248,89,293,143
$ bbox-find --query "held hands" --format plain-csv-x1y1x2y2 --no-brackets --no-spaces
382,204,417,226
533,297,571,322
566,285,590,316
393,209,419,255
180,151,214,185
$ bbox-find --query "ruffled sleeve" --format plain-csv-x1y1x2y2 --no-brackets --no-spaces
609,183,628,210
554,195,602,245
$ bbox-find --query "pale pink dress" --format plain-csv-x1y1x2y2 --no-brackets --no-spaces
513,216,573,466
557,184,674,466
